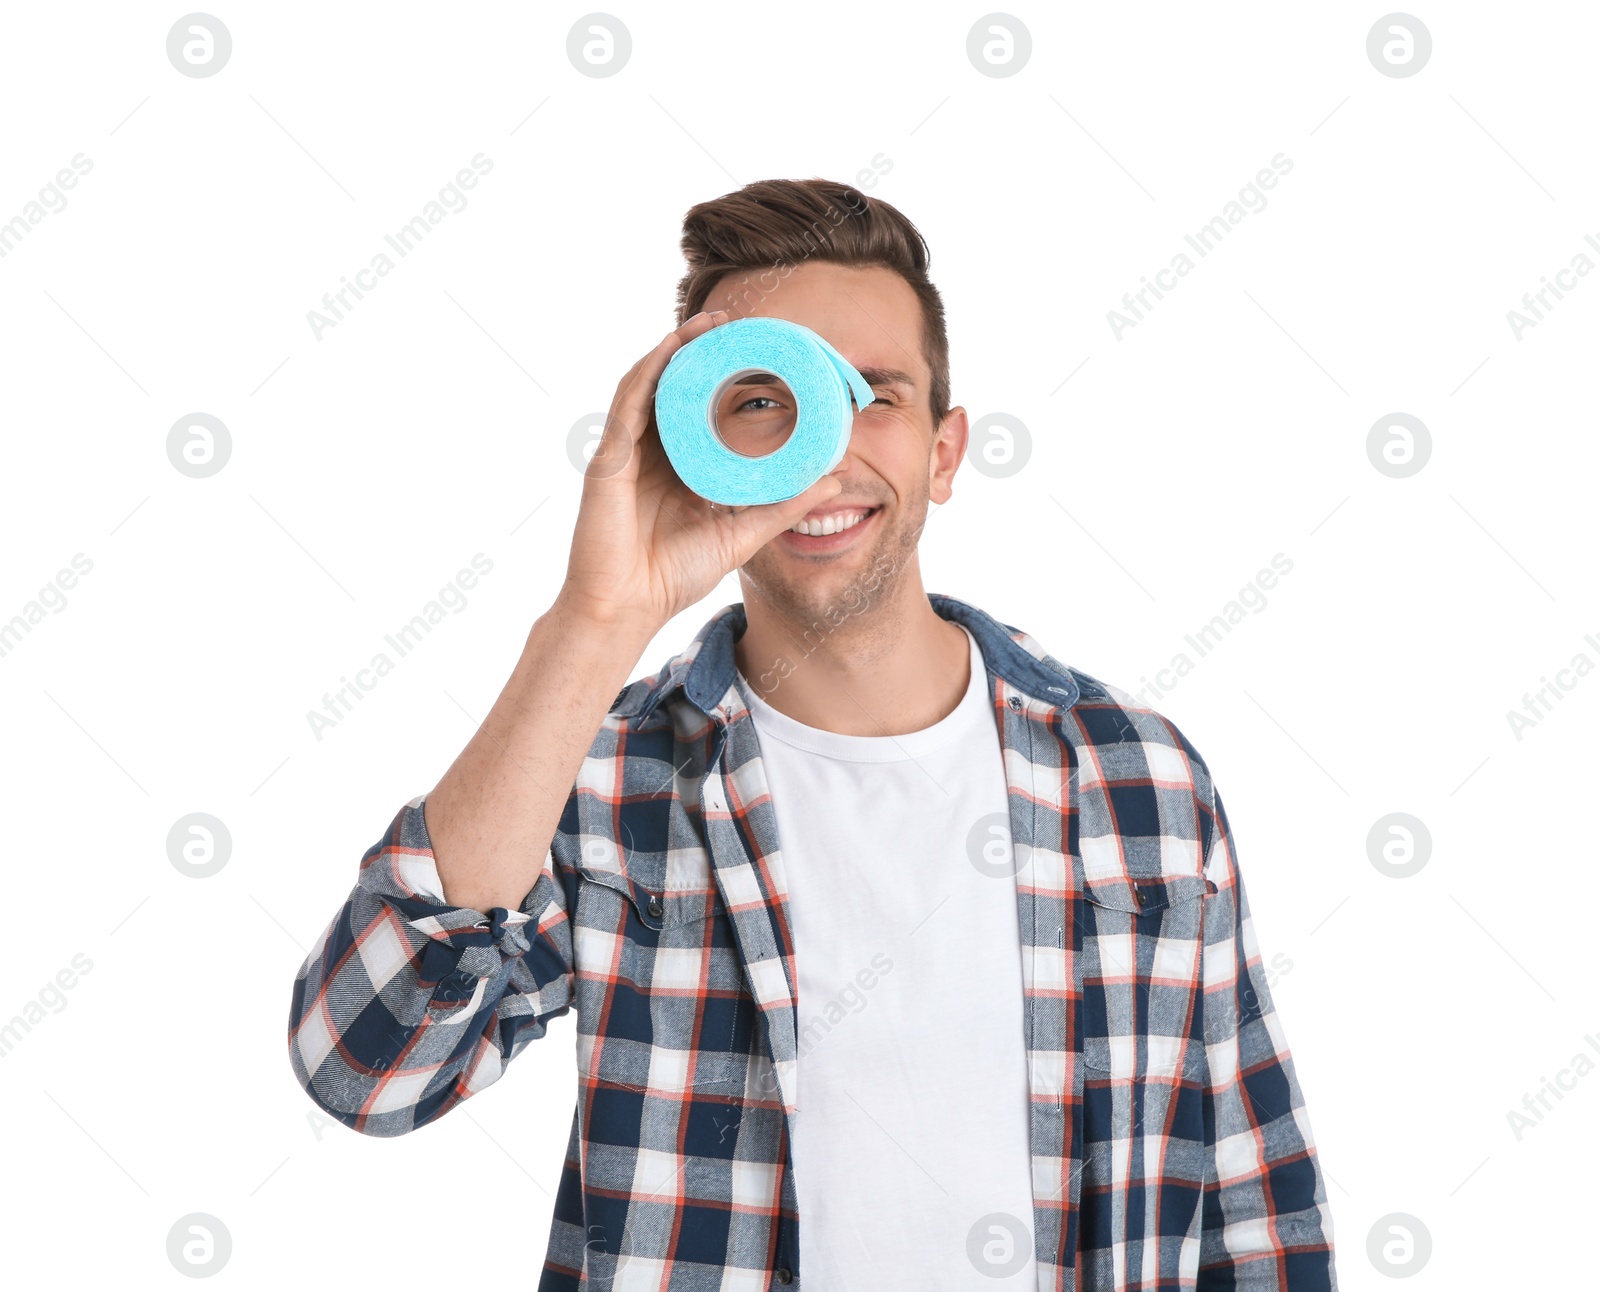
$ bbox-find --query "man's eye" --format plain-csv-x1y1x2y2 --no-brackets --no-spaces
737,396,782,413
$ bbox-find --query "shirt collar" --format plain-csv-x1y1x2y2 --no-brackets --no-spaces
617,593,1080,724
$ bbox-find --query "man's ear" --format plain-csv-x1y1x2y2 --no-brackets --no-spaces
928,405,968,505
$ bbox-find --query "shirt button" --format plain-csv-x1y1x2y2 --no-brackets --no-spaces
1007,695,1023,711
646,895,664,919
776,1269,793,1285
1134,887,1148,906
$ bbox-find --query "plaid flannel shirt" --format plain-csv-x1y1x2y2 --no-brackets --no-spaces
288,593,1337,1291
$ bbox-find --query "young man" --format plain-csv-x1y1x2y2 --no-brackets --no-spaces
288,180,1337,1290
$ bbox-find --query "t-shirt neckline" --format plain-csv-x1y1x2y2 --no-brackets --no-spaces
733,624,993,763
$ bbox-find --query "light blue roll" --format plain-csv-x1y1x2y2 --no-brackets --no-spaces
654,316,873,505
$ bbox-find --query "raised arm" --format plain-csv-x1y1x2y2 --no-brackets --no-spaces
286,307,844,1133
424,308,844,914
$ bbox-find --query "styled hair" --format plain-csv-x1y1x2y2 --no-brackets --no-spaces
673,178,951,429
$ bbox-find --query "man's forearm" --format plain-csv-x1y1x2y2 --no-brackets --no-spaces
424,596,659,913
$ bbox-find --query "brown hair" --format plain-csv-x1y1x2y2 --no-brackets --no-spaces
673,178,951,429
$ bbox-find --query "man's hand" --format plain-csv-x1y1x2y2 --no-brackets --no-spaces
558,309,845,636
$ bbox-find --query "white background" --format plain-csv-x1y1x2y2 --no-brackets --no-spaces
1,1,1595,1286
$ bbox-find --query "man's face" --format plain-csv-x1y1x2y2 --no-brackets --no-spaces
699,261,967,626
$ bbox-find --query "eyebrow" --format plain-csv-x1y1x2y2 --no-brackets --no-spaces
729,367,919,391
855,366,919,392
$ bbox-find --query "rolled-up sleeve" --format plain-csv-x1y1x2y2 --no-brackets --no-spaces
1197,788,1338,1291
287,793,575,1137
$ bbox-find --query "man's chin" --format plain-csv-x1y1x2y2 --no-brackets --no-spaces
745,542,904,630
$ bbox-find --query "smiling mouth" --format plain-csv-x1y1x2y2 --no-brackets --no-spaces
787,507,877,536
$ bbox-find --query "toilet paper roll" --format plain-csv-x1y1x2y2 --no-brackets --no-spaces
654,316,873,506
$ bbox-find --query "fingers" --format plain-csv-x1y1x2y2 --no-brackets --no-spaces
724,472,845,554
593,310,729,481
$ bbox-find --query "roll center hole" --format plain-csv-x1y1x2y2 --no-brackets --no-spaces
709,369,797,459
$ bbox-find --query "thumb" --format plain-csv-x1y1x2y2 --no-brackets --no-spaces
727,472,845,552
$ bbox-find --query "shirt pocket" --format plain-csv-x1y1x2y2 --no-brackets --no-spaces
572,848,753,1100
572,836,728,933
1080,873,1216,1080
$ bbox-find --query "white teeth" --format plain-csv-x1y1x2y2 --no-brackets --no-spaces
789,509,870,537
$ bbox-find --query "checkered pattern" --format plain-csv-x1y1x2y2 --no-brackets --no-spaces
287,593,1336,1290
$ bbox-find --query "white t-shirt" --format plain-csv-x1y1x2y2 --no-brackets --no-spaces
734,624,1038,1290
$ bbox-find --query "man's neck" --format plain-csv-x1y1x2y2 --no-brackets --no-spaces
731,568,972,737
